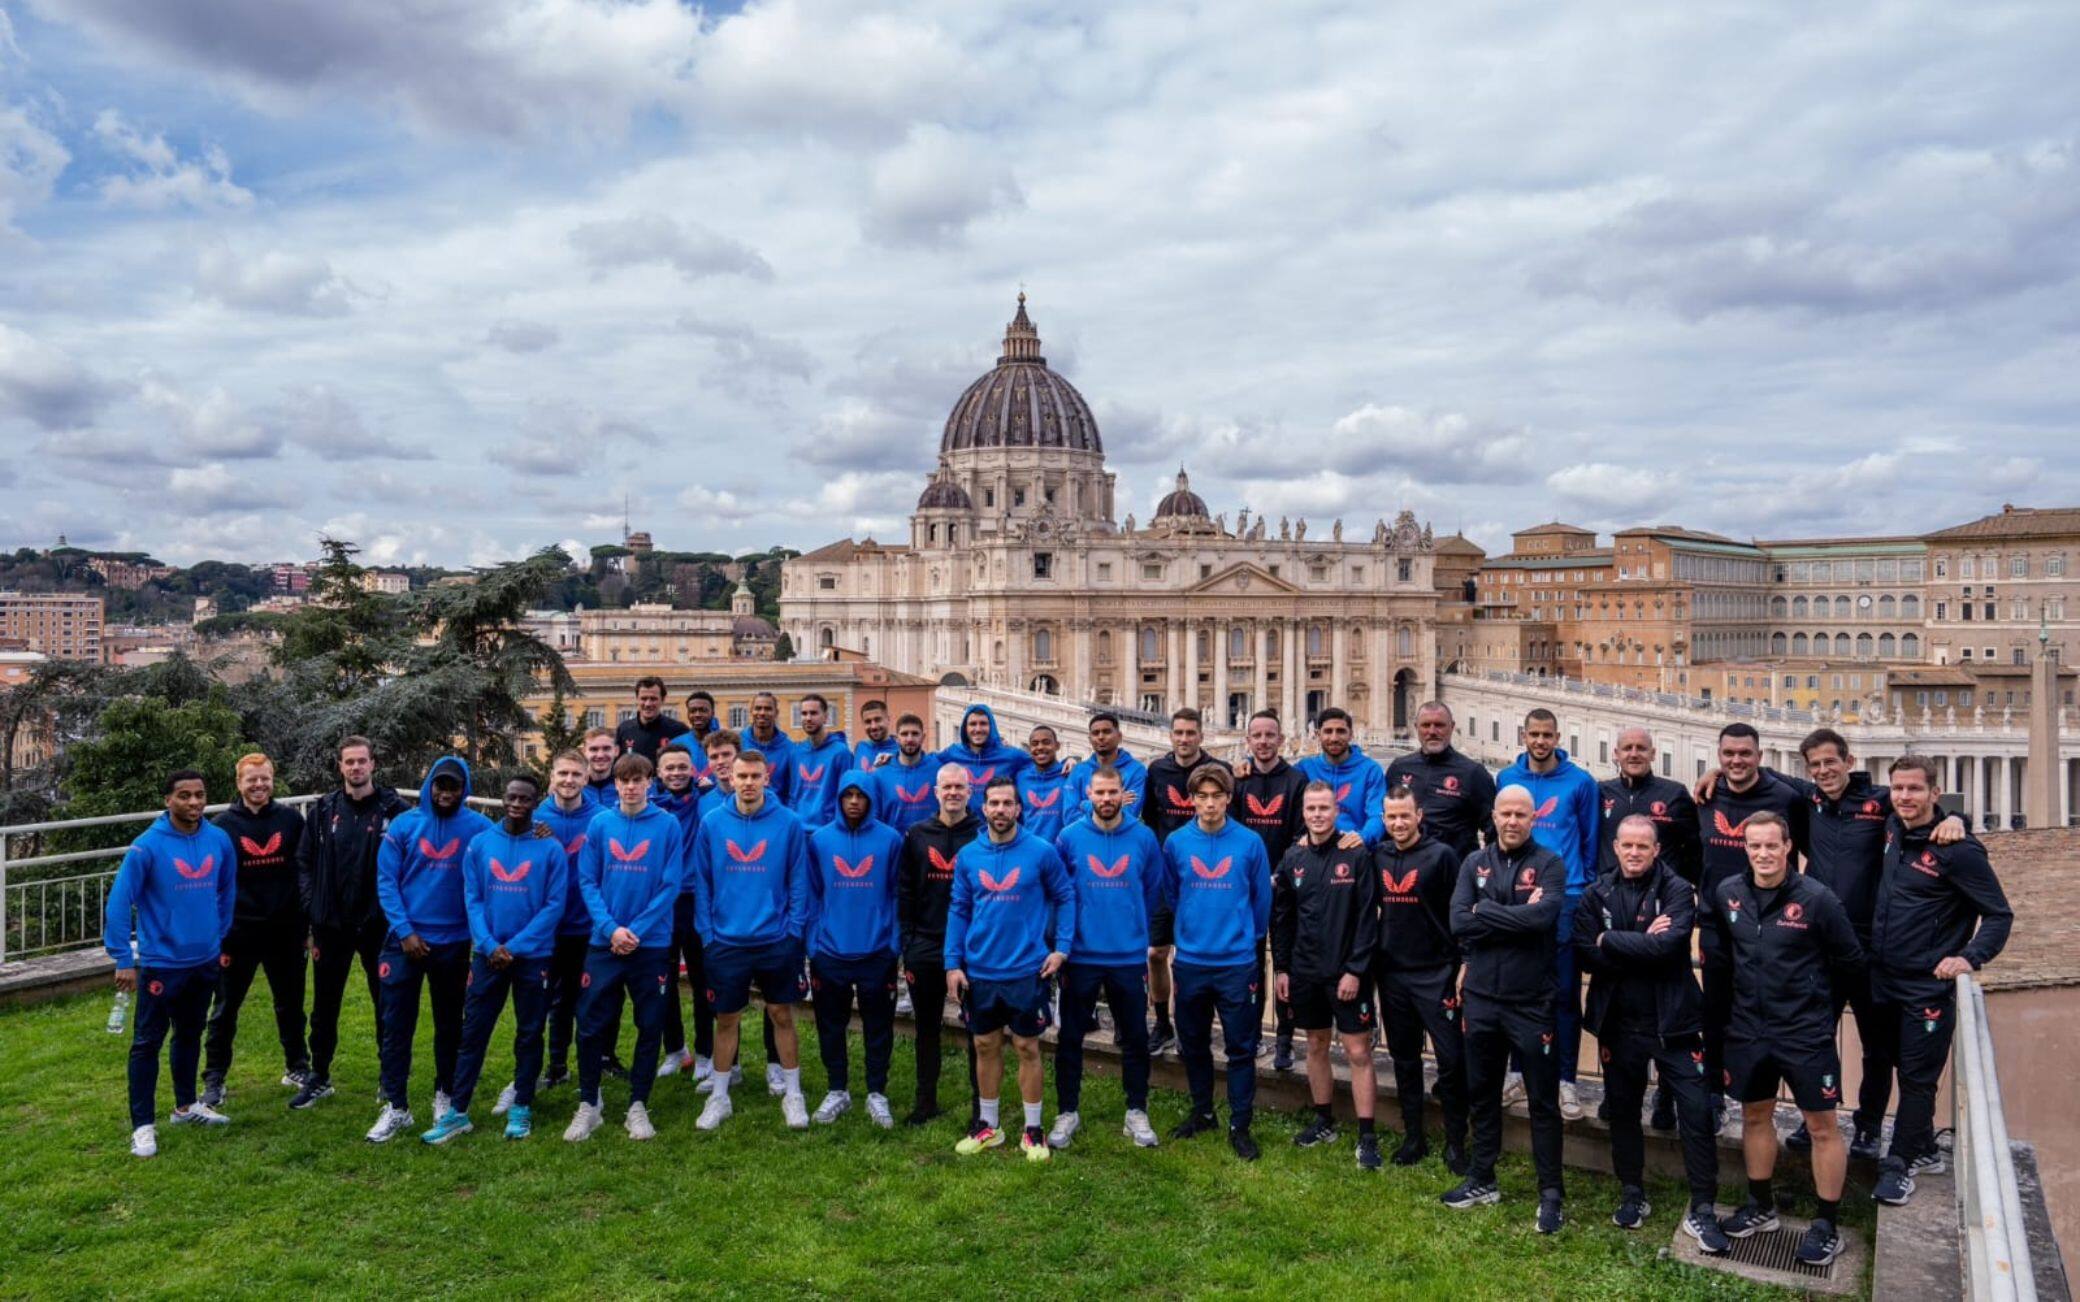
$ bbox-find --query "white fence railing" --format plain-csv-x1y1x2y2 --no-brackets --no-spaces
1955,972,2039,1302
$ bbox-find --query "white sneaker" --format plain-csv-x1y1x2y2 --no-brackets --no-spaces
1047,1110,1081,1150
366,1104,415,1143
625,1102,656,1140
1123,1109,1159,1148
696,1093,733,1132
692,1055,714,1084
866,1093,894,1129
131,1124,158,1158
433,1090,454,1121
171,1102,231,1126
766,1064,787,1097
492,1082,517,1116
563,1102,603,1142
655,1050,690,1079
1500,1072,1526,1108
1559,1081,1584,1122
895,989,914,1016
781,1091,810,1130
813,1090,852,1124
697,1065,741,1096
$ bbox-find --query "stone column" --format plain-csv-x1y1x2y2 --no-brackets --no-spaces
1073,619,1093,705
1370,622,1391,731
1166,620,1183,713
1213,619,1231,729
1007,619,1025,692
1119,616,1139,710
1253,620,1270,723
1330,620,1348,717
1992,755,2010,831
1283,616,1302,726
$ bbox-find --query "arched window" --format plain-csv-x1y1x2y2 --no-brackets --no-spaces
1901,632,1921,658
1792,596,1808,618
1264,627,1279,658
1772,596,1789,617
1229,626,1246,659
1902,594,1921,618
1034,627,1054,664
1878,633,1896,657
1855,633,1873,659
1834,632,1851,656
1792,632,1809,655
1772,632,1788,654
819,627,835,649
1140,626,1159,661
1307,625,1324,656
1834,596,1852,619
1878,594,1896,618
1097,630,1112,664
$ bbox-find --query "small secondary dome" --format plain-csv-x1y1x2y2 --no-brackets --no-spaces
1153,468,1209,520
916,465,974,510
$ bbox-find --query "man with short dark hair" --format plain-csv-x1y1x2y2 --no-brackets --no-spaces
897,762,984,1127
368,756,494,1143
202,752,309,1109
295,736,410,1110
1016,725,1073,844
871,714,939,836
1444,785,1568,1234
744,692,798,805
1297,707,1387,845
1373,784,1468,1173
1160,761,1273,1161
650,739,705,1082
1576,815,1726,1254
536,750,605,1094
106,770,239,1157
683,690,718,742
1869,757,2011,1207
1232,709,1309,1069
615,676,689,763
1272,781,1382,1168
936,703,1030,811
1139,707,1207,1055
853,699,899,770
1068,712,1146,823
1385,702,1495,860
787,692,855,830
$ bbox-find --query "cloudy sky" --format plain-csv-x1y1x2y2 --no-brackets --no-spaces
2,1,2076,567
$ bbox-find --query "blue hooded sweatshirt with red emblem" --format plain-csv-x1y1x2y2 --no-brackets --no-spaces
1016,758,1074,843
1297,748,1389,846
871,751,941,834
1495,748,1602,896
577,799,685,949
1054,814,1165,967
934,704,1030,813
103,812,238,969
690,792,811,949
943,825,1074,981
462,822,569,959
804,772,906,962
377,756,495,946
787,730,857,830
537,789,601,937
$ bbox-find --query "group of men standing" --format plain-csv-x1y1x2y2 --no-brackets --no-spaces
104,682,2014,1266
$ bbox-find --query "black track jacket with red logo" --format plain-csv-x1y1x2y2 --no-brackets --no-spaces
1450,839,1567,1004
1870,818,2012,1005
1574,863,1701,1041
1141,752,1204,843
1371,834,1460,972
897,811,980,969
1271,833,1379,985
1384,746,1495,859
1793,771,1897,938
1597,773,1701,885
1232,759,1308,867
1696,771,1808,895
297,785,411,932
215,800,308,933
1706,872,1862,1053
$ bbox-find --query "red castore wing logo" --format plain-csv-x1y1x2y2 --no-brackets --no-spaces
174,854,215,880
927,847,955,874
1165,784,1192,811
979,867,1021,893
896,783,930,805
1191,856,1232,880
564,834,588,858
834,854,874,879
1713,810,1753,838
1024,788,1060,808
490,858,531,883
1382,867,1418,895
609,838,651,862
239,832,282,857
1334,783,1352,804
1532,795,1558,819
1087,853,1130,879
967,766,996,785
1244,793,1284,817
725,839,766,863
418,837,462,860
798,764,826,785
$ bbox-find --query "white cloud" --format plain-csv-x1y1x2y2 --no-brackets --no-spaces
195,243,353,315
139,377,280,459
168,463,270,510
0,105,70,235
93,109,253,211
864,126,1023,248
485,319,560,353
568,213,773,282
0,325,110,429
1544,463,1680,514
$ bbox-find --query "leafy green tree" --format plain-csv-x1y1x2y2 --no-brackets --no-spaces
60,691,251,850
273,537,403,699
536,682,584,760
773,631,795,662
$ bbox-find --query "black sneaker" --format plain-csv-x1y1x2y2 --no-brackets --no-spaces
1650,1087,1677,1132
1228,1127,1260,1162
1440,1178,1500,1210
1536,1192,1565,1235
902,1101,942,1128
1611,1187,1651,1230
1391,1134,1429,1166
1356,1134,1382,1170
1595,1094,1611,1122
540,1070,571,1092
1796,1218,1841,1267
1786,1120,1813,1152
288,1076,334,1110
1849,1126,1881,1162
1272,1036,1294,1072
1147,1022,1175,1056
1718,1200,1779,1238
1170,1111,1219,1141
200,1077,226,1108
1907,1149,1948,1177
281,1067,312,1090
1873,1156,1916,1206
1294,1116,1338,1148
601,1056,630,1081
1684,1206,1732,1256
1443,1141,1469,1176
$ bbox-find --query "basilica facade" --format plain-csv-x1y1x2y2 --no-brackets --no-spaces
778,296,1442,734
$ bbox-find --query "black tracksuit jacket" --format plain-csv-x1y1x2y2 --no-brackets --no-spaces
1870,819,2012,1005
1574,863,1702,1040
1270,833,1379,984
1450,839,1568,1003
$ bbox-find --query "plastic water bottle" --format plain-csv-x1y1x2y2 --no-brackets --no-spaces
106,988,128,1034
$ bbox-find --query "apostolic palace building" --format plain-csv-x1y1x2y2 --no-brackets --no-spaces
780,296,1444,734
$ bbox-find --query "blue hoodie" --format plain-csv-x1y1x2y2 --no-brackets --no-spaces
691,792,811,949
742,725,797,804
871,751,941,834
650,775,704,893
577,800,685,949
1160,818,1273,968
377,756,495,946
537,791,601,937
854,734,901,770
787,730,857,830
1054,815,1164,967
462,822,569,959
103,812,238,969
1495,748,1602,895
1016,759,1074,844
663,733,714,791
935,704,1031,812
943,826,1075,981
804,773,906,962
1298,748,1389,845
1068,748,1148,824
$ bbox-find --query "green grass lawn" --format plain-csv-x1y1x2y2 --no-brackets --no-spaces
0,983,1834,1300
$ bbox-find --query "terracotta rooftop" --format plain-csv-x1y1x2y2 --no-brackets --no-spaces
1434,533,1486,556
1926,506,2080,542
1978,828,2080,991
1513,521,1595,537
793,538,909,563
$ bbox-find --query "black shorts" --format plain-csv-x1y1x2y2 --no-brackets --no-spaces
1287,976,1374,1035
1724,1037,1842,1112
1147,907,1174,949
704,938,805,1015
962,975,1052,1038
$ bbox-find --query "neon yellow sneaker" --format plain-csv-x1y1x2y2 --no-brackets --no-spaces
955,1123,1004,1156
1021,1126,1052,1162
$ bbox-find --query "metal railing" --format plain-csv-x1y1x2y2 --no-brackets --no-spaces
0,791,496,967
1955,972,2039,1301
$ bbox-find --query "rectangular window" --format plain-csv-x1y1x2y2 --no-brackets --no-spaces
618,708,635,723
1310,564,1329,581
1013,488,1026,508
1936,601,1949,621
728,706,748,729
2014,647,2027,666
584,708,605,728
2011,555,2028,577
1983,602,1996,621
1200,564,1212,579
2049,556,2066,577
1985,646,1997,661
1398,558,1413,582
1351,566,1364,582
1961,648,1973,660
1032,552,1053,579
1142,562,1163,580
1961,558,1976,579
1097,562,1112,581
818,576,836,590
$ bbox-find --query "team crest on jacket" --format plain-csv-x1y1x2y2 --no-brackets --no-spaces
1923,1006,1944,1034
1650,801,1667,817
1518,866,1537,887
1602,799,1615,818
1724,896,1742,924
1442,775,1460,792
1334,861,1351,880
1777,901,1806,929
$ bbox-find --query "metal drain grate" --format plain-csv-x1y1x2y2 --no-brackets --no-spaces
1666,1212,1864,1295
1724,1226,1837,1280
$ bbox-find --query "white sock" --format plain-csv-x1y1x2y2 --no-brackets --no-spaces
783,1067,802,1097
1024,1101,1043,1130
713,1068,732,1102
979,1097,1000,1128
